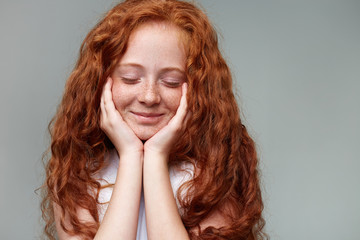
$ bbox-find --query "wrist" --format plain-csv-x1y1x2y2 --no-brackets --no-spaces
143,150,168,168
116,149,144,164
115,144,143,156
143,144,169,157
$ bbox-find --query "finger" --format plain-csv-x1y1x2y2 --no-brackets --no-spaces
102,77,112,106
100,93,105,114
103,77,118,116
178,83,188,116
100,79,110,129
100,80,107,115
100,78,108,106
169,83,188,127
100,78,110,118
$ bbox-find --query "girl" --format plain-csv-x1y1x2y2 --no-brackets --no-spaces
42,0,266,239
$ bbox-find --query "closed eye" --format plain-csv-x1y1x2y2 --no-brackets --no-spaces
161,79,183,88
121,77,140,84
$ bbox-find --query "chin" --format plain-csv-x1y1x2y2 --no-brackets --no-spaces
134,129,158,141
129,122,168,141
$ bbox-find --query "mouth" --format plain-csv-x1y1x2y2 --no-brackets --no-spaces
131,111,164,124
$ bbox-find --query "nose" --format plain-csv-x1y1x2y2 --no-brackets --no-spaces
137,80,161,106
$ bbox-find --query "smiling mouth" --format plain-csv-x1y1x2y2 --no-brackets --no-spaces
131,111,164,124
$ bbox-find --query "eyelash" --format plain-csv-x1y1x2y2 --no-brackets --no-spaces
161,78,183,88
121,77,183,87
121,77,139,84
163,81,181,88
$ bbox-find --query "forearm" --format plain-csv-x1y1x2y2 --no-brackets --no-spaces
143,152,190,240
95,151,143,240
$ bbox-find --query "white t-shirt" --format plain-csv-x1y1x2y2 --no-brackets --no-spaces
94,149,193,240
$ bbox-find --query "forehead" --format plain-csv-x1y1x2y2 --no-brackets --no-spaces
118,21,187,69
128,21,189,53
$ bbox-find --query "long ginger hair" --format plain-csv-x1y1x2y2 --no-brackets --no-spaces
41,0,266,239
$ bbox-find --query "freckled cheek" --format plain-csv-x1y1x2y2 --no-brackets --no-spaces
163,90,182,114
111,83,131,112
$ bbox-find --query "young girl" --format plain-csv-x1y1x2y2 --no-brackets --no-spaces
42,0,266,239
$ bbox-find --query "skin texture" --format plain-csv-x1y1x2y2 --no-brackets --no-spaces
103,23,190,239
111,22,186,141
45,1,266,239
99,22,190,239
54,22,191,240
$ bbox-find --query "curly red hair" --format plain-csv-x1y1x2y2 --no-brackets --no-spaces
41,0,266,239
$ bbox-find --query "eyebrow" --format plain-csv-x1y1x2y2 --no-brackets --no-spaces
159,67,185,75
117,63,144,70
118,63,185,75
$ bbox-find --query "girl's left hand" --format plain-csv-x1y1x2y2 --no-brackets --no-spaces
144,83,189,157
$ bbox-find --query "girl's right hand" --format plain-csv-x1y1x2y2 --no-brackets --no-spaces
100,77,144,156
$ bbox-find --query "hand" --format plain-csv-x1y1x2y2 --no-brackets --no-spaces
144,83,189,157
100,77,143,156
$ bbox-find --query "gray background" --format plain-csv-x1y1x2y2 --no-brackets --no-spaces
0,0,359,239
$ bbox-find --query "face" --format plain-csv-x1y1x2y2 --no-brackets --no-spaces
111,22,186,140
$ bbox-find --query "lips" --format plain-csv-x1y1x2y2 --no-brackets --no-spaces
131,111,164,124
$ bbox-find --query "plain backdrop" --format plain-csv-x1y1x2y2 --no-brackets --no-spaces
0,0,359,239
